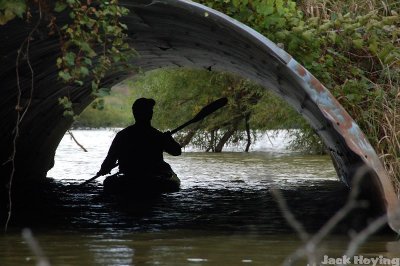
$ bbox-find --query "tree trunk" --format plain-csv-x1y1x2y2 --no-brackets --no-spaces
178,128,198,148
215,128,235,152
245,114,251,152
206,130,215,152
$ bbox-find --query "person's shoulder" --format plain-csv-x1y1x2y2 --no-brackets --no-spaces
116,126,134,136
150,126,163,135
124,125,135,131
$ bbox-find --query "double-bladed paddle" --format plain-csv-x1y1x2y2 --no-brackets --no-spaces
80,97,228,186
170,97,228,134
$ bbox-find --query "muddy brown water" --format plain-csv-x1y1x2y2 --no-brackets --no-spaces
1,130,398,265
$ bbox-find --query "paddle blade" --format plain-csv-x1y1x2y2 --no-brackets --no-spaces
192,97,228,123
170,97,228,134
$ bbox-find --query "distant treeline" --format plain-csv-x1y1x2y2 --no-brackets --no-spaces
75,69,319,153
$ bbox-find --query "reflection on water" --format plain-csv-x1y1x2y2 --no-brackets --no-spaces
1,129,397,265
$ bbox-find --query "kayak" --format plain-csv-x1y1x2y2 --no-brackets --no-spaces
103,172,180,197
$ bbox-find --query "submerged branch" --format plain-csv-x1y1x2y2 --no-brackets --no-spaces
68,130,88,152
22,228,51,266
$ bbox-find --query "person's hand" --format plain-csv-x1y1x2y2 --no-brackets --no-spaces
163,131,172,137
162,131,181,155
162,131,174,143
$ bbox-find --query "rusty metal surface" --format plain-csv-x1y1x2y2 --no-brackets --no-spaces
285,58,400,230
0,0,398,230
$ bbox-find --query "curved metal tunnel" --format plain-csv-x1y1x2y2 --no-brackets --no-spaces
0,0,399,231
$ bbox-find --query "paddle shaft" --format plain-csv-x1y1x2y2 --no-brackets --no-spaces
170,97,228,134
80,97,228,186
81,174,101,186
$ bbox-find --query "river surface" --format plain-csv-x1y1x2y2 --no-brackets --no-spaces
1,129,399,265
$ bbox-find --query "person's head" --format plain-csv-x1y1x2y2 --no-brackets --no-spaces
132,98,155,123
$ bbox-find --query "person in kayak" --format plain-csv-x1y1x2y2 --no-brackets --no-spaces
97,98,182,179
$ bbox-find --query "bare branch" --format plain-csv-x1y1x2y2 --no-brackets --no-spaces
22,228,51,266
271,189,309,242
344,214,388,259
68,130,88,152
282,165,372,265
5,2,43,232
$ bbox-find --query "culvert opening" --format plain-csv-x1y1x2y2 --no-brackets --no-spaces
2,67,389,235
1,3,398,263
21,67,376,235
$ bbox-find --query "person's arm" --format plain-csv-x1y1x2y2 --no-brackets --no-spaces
97,134,119,176
162,131,181,156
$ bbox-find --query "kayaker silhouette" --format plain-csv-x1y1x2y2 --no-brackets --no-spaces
97,98,182,194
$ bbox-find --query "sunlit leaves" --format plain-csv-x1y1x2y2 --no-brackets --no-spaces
0,0,26,25
128,68,300,151
1,0,135,118
58,96,75,118
52,0,136,117
54,1,67,12
196,0,399,157
64,52,76,66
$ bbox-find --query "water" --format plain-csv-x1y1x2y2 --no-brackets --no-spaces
2,129,398,265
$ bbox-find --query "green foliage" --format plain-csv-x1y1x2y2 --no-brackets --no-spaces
3,0,397,169
74,87,133,128
58,96,75,118
198,0,400,175
1,0,135,118
0,0,26,25
55,0,136,96
288,126,326,155
128,68,301,152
